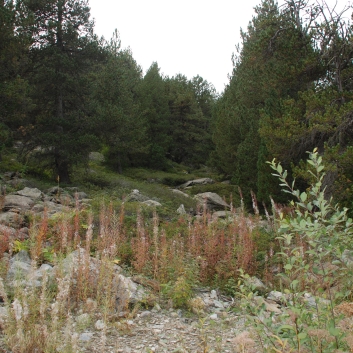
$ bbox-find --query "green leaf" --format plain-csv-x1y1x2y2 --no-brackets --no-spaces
284,264,293,270
297,332,307,339
279,324,295,331
300,192,307,202
328,326,340,337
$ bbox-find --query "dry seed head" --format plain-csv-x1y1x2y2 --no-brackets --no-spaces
307,328,334,342
336,302,353,317
232,331,256,352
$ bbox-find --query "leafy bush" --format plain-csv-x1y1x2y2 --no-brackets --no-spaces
239,149,353,353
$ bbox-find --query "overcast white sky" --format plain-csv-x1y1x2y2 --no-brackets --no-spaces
89,0,350,93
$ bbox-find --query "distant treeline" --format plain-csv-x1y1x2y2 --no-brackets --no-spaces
0,0,216,182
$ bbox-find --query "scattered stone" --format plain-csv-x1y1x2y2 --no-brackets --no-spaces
95,320,105,330
125,190,149,203
267,291,286,304
79,332,94,342
140,311,152,318
176,204,186,214
209,313,218,320
210,290,218,299
264,301,282,314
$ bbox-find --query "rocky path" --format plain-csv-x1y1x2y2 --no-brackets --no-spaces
80,307,246,353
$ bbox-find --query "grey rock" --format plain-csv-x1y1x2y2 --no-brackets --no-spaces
125,190,149,203
95,320,105,330
176,204,186,215
0,224,21,237
75,191,88,200
264,301,282,314
342,249,353,268
60,248,99,277
32,204,45,213
213,300,225,309
171,189,190,198
245,276,268,295
303,293,330,308
140,310,152,318
10,250,31,265
46,187,65,196
32,264,54,281
115,274,146,310
142,200,162,207
43,201,64,215
267,291,287,304
179,178,214,189
212,211,233,220
0,212,22,227
7,260,32,283
209,313,218,320
210,290,218,299
79,332,94,342
194,192,230,211
15,187,42,200
58,193,74,205
4,194,34,211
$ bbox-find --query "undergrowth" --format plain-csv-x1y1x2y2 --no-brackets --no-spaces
1,150,353,352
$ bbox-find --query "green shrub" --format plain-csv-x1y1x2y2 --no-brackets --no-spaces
238,148,353,353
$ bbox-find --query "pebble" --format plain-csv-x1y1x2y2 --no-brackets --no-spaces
95,319,105,330
79,332,94,342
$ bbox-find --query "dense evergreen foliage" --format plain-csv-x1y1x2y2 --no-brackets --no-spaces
1,0,352,209
212,0,353,208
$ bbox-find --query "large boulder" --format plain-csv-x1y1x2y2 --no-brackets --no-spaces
6,251,54,287
4,195,34,211
115,274,146,310
15,187,43,200
179,178,214,189
0,212,23,227
194,192,230,211
142,200,162,207
171,189,190,198
0,224,27,239
7,250,32,283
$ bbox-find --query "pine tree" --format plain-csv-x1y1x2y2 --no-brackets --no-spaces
91,31,147,173
166,74,212,168
21,0,102,182
137,62,170,169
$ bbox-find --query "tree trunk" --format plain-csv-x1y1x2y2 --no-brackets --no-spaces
55,155,71,184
